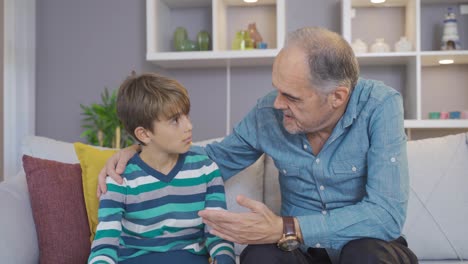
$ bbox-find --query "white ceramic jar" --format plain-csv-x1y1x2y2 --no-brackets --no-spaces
370,38,390,53
351,38,368,54
394,36,412,52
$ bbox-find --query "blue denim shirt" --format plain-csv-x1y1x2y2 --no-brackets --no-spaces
202,78,409,261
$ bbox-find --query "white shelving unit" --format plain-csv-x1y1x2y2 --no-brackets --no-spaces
146,0,285,68
342,0,468,138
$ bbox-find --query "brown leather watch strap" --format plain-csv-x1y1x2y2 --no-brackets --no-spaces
283,216,296,236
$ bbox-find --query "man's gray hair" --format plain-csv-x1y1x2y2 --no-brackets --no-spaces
284,27,359,95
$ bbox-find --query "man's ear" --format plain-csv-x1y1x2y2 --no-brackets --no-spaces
330,86,350,108
134,127,151,145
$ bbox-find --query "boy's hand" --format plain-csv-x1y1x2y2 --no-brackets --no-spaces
97,144,140,197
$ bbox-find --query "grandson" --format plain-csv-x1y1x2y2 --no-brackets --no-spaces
88,73,235,264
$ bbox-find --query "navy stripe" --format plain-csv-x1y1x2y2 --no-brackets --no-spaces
206,185,225,194
100,199,126,209
125,211,200,226
121,231,204,247
99,214,123,222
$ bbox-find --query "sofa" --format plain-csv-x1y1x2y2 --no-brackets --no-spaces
0,133,467,263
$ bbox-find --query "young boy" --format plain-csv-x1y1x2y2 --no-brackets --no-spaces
88,73,235,264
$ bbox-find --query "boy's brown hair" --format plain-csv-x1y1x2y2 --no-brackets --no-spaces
116,72,190,144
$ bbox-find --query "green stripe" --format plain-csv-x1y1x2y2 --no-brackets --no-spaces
205,193,225,202
205,169,221,182
99,207,124,218
90,247,117,261
125,202,205,218
212,245,235,256
94,229,121,240
184,155,208,164
125,164,141,174
107,184,127,194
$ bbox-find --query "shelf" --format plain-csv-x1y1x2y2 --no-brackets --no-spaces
146,49,280,68
421,51,468,66
421,0,468,4
146,0,285,68
405,120,468,128
351,0,410,7
356,52,417,65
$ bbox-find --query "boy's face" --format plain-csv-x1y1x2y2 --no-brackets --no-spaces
143,113,193,154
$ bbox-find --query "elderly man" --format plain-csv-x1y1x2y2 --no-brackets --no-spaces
98,27,418,264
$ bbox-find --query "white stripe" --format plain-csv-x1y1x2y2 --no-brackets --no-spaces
96,221,122,231
125,175,159,188
183,242,204,252
122,218,203,234
177,163,218,179
210,242,233,255
106,177,126,186
90,255,115,264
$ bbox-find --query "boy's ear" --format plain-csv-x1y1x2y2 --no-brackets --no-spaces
134,127,151,144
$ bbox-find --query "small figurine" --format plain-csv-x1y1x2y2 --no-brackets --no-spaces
248,23,263,48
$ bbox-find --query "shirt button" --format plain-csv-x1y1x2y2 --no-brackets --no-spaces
303,144,308,149
316,158,320,164
391,157,396,163
320,185,325,191
315,243,321,248
322,210,327,215
282,169,287,174
352,166,357,172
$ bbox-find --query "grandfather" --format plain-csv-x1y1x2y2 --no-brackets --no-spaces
98,27,418,264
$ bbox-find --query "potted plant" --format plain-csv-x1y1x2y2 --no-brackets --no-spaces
80,88,133,148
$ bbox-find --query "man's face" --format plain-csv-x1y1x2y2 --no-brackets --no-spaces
272,47,334,134
144,113,193,154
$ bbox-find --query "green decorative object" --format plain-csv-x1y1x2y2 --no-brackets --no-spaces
80,88,134,148
197,30,210,51
428,112,441,119
173,27,188,51
232,30,254,50
179,39,198,51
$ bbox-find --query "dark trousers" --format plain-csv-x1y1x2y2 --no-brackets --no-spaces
240,236,418,264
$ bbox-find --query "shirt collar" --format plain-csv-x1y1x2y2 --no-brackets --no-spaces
340,78,365,129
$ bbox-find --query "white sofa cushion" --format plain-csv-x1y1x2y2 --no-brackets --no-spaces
21,135,79,163
0,171,39,264
403,133,468,261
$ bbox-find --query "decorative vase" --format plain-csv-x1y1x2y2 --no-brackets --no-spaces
394,37,412,52
370,38,390,53
197,30,210,51
232,30,254,50
179,39,198,51
351,38,368,54
248,23,263,48
173,27,188,51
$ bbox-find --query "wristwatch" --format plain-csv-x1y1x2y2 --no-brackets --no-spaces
277,216,301,251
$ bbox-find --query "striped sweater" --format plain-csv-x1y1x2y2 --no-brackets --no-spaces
88,151,235,264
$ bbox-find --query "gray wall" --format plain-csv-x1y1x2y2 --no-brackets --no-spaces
0,0,4,180
36,0,342,142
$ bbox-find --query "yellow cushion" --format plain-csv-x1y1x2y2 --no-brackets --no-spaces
74,142,117,242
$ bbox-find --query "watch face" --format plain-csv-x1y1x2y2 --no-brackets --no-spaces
278,236,300,251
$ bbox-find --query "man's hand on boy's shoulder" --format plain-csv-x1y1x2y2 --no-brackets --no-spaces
97,144,140,197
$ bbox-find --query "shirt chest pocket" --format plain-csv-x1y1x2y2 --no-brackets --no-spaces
275,161,310,193
331,159,367,178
